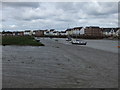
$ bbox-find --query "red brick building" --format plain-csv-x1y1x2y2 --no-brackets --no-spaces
84,26,103,37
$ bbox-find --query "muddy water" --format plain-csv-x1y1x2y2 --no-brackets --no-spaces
2,39,118,88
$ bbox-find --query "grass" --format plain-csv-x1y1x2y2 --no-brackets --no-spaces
1,35,44,46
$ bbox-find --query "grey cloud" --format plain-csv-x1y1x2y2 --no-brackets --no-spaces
15,15,48,21
1,2,118,31
3,2,40,8
55,2,77,12
2,19,5,22
85,2,118,16
53,17,75,22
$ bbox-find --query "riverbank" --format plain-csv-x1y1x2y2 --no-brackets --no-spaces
2,36,44,46
2,38,118,88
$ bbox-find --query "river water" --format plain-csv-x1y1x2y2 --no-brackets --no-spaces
50,38,119,53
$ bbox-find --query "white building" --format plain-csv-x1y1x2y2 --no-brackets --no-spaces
80,27,85,35
72,27,82,35
24,30,32,35
53,31,59,36
44,30,49,36
49,29,55,36
59,31,67,36
66,28,73,36
102,28,118,36
68,27,84,36
44,29,59,36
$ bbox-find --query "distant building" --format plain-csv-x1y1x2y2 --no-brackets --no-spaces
59,31,67,36
49,29,55,36
2,31,13,36
24,30,32,36
84,26,103,37
80,27,85,35
66,26,103,37
33,30,44,37
66,28,73,36
32,31,36,36
1,27,119,38
44,30,49,36
13,31,24,36
66,27,85,36
102,28,119,37
72,27,83,36
53,31,59,36
102,28,111,36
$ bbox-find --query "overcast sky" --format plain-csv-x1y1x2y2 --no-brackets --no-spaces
1,2,118,31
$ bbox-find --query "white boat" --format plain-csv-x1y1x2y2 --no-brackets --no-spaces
66,36,72,41
66,38,72,41
71,39,87,45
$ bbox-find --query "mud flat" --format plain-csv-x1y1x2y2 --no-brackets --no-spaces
2,38,118,88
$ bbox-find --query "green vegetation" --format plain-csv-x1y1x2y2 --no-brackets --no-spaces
2,36,44,46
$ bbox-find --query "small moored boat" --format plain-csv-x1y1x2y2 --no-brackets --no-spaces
34,37,40,42
71,39,87,45
66,36,72,41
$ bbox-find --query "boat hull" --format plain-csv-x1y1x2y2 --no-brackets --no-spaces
72,42,87,45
